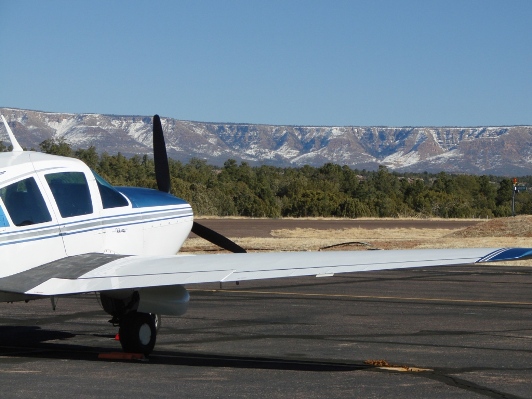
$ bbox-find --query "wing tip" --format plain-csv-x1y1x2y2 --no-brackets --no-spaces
477,248,532,263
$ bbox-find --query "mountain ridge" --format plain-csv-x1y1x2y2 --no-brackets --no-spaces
1,107,531,176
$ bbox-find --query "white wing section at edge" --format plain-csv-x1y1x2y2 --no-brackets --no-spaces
24,247,532,296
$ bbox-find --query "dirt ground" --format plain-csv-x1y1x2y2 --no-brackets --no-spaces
183,216,532,265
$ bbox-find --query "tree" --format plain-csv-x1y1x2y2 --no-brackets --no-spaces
0,141,11,152
39,138,73,157
74,146,99,170
31,138,532,218
496,179,513,206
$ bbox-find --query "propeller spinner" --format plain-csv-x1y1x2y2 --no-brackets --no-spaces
152,115,246,254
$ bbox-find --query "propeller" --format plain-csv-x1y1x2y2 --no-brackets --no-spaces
152,115,247,254
153,115,171,193
189,221,247,254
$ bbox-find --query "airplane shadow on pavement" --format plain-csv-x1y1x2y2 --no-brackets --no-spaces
0,325,369,372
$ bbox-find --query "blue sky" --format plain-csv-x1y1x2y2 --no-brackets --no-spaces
0,0,530,126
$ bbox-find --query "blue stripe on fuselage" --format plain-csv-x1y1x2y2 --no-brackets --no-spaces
117,187,189,208
0,208,193,246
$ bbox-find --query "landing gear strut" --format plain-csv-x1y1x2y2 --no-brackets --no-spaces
118,312,157,355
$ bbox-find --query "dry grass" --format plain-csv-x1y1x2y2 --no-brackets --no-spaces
180,216,532,266
448,215,532,238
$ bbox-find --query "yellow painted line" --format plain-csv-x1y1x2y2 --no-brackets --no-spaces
378,366,432,372
189,289,532,306
364,359,433,372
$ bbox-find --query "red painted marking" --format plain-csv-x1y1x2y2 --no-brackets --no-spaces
98,352,146,360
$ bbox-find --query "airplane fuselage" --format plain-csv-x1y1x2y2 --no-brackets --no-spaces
0,151,194,294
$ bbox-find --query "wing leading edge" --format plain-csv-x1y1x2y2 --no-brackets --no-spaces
4,247,531,297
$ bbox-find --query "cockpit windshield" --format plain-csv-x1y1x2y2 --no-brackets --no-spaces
92,171,129,209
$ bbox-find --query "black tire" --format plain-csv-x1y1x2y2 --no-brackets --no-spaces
119,312,157,355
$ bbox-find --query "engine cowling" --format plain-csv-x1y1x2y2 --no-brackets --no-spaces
137,285,189,316
100,285,189,317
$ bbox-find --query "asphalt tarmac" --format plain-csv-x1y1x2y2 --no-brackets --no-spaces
0,264,530,398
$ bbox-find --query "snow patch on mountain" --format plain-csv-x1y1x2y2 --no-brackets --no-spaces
47,118,77,138
383,151,420,168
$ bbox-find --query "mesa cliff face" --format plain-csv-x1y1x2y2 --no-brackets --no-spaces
1,107,531,175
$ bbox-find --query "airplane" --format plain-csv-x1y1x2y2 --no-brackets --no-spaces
0,114,531,356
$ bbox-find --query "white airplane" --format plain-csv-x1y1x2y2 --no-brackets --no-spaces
1,114,531,355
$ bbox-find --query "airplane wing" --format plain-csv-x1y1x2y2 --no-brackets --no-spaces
1,247,531,296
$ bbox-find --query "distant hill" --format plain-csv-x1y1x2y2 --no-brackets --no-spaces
1,107,531,175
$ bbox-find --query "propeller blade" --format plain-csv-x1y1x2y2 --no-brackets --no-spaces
192,222,247,253
153,114,171,193
152,114,247,254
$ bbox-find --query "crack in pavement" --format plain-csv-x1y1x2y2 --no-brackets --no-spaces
371,364,529,399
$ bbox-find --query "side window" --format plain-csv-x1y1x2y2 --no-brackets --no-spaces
45,172,93,218
92,171,129,209
0,177,52,226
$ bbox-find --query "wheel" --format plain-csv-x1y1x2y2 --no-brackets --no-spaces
119,312,157,355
